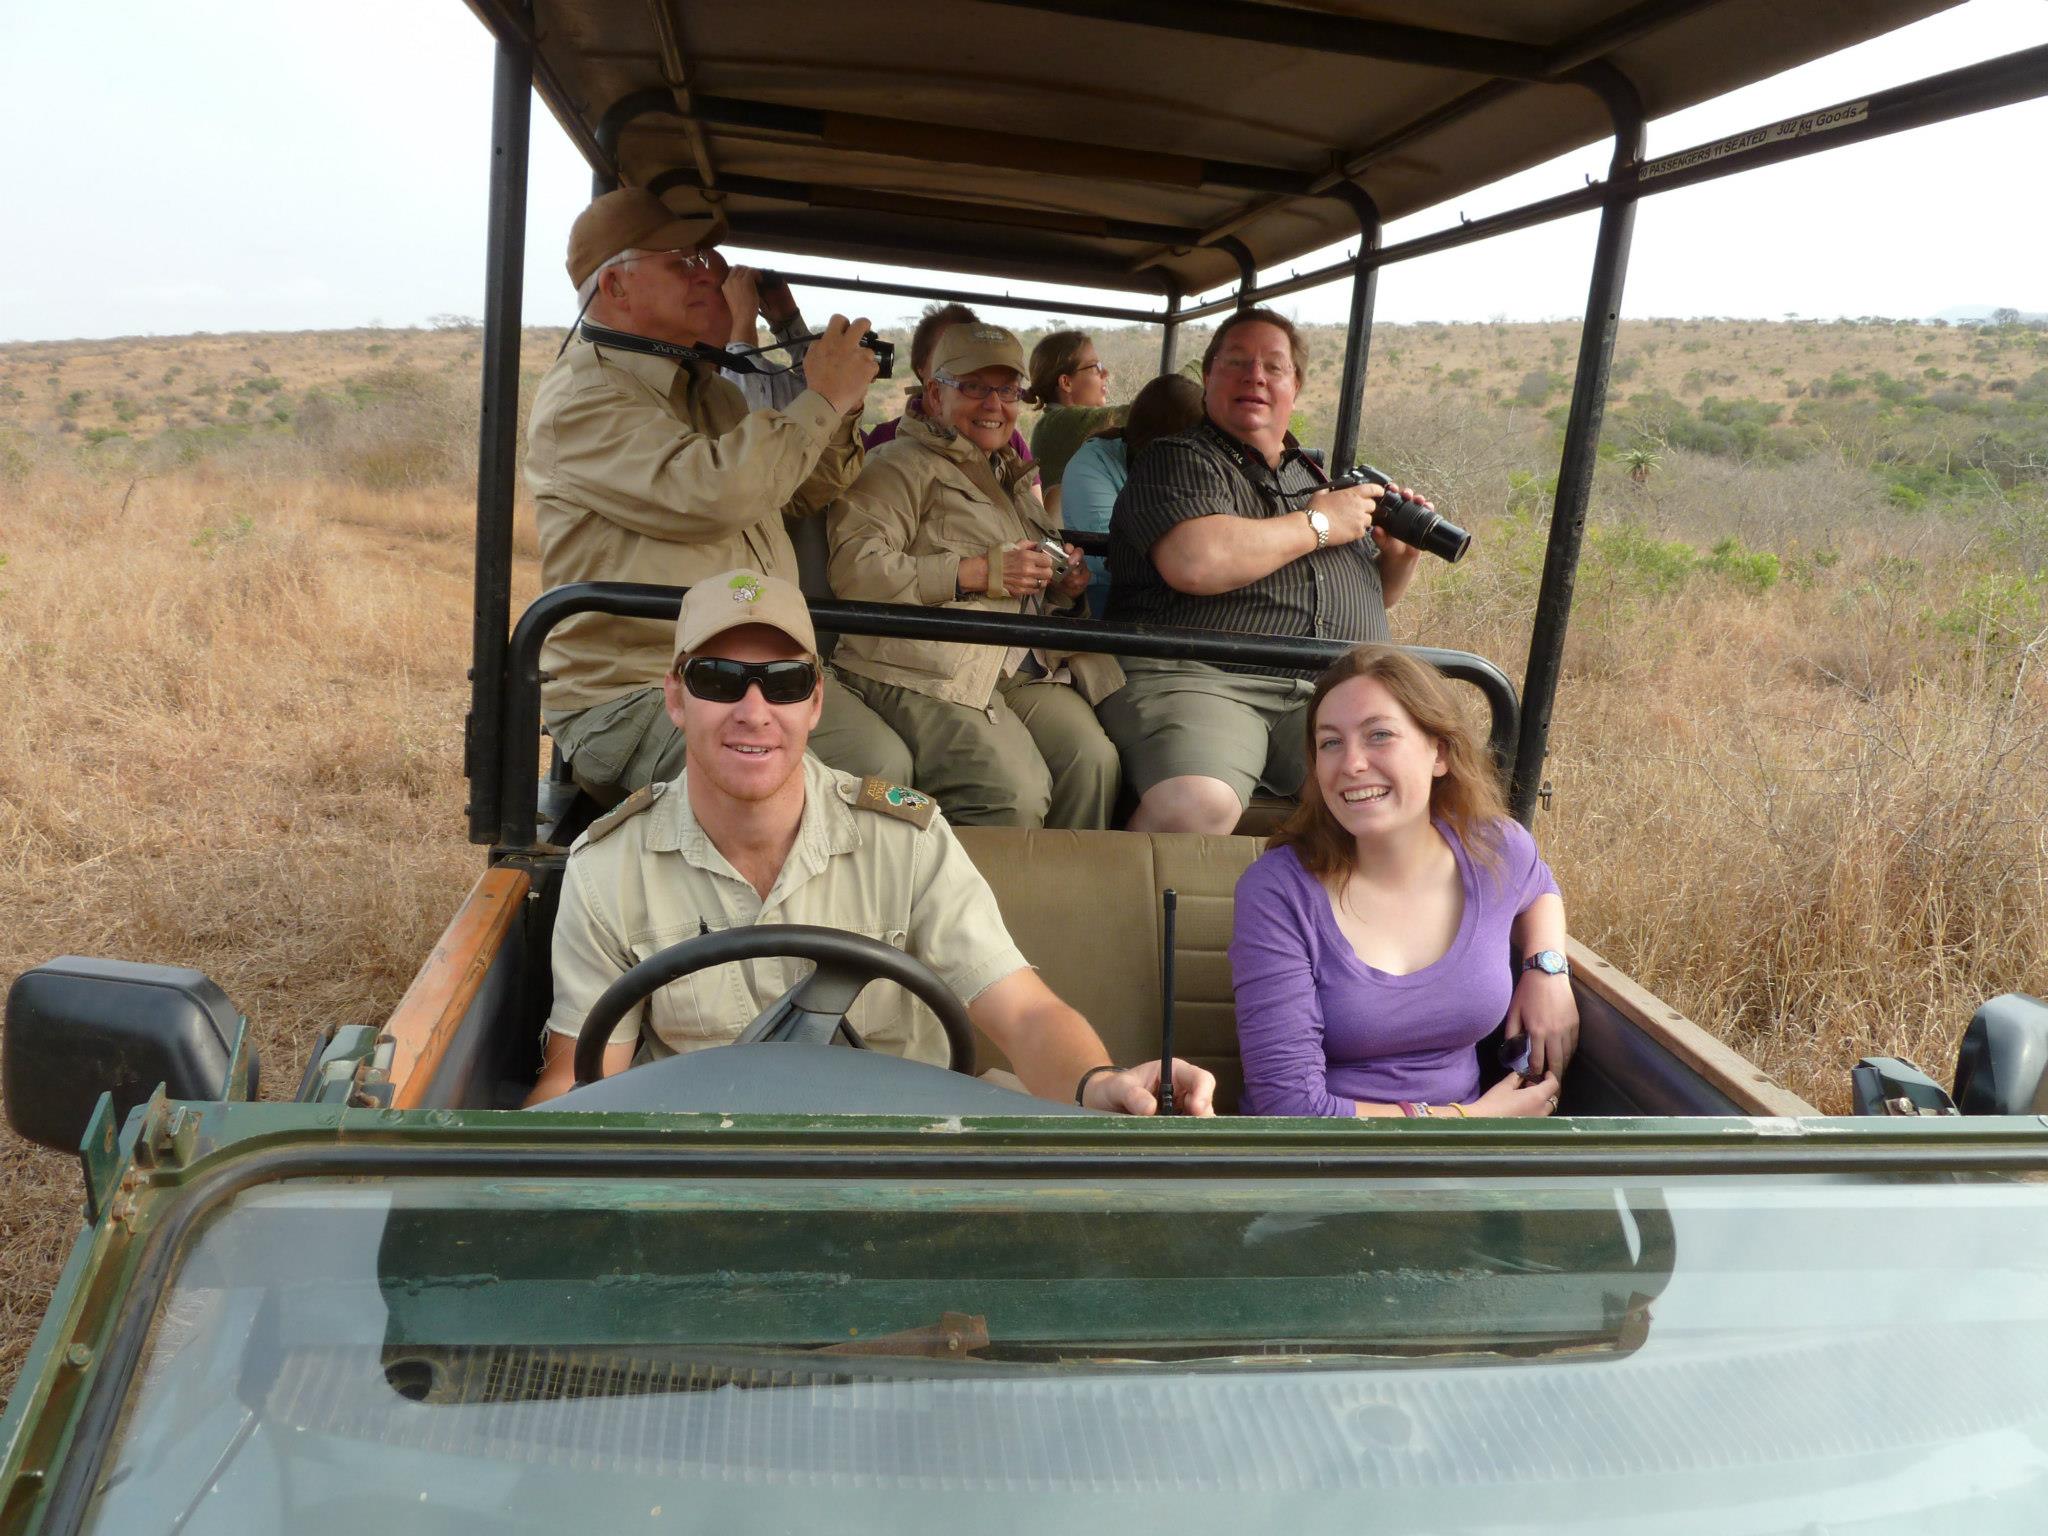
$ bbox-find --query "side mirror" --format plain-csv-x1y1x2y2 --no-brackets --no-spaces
4,957,258,1154
1952,994,2048,1115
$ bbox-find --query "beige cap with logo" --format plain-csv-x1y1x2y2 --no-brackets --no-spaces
674,570,818,661
928,322,1025,381
567,187,729,288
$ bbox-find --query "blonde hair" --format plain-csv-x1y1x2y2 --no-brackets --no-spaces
1270,644,1509,879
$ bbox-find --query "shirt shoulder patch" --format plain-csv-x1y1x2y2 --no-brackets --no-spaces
575,781,666,849
849,776,937,831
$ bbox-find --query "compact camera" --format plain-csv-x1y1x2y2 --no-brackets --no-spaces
857,330,896,379
1036,537,1073,580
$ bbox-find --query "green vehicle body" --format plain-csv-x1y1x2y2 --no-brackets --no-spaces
7,1091,2048,1531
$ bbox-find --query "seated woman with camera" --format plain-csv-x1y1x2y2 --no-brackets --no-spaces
827,323,1122,829
1228,644,1578,1118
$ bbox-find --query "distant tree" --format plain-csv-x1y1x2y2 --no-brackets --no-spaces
1993,307,2021,327
1618,443,1662,486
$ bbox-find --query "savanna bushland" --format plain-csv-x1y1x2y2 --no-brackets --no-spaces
1,310,2044,1388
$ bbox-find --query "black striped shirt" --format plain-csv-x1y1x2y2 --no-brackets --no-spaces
1105,417,1387,676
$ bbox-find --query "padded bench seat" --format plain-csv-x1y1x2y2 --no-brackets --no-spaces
953,828,1266,1113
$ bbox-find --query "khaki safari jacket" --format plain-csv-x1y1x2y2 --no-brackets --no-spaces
546,754,1029,1067
827,413,1123,711
527,336,863,713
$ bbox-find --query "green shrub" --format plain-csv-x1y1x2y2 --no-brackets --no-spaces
1515,369,1565,406
1704,536,1781,593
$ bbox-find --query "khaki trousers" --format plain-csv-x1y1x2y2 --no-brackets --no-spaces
544,669,913,808
841,672,1119,829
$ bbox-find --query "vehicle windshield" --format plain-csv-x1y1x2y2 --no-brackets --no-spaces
84,1171,2048,1534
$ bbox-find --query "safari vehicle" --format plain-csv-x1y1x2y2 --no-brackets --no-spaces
7,3,2048,1530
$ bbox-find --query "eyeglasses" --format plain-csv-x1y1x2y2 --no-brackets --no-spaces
933,371,1026,404
1072,361,1110,379
1214,352,1295,380
679,657,818,705
608,247,722,279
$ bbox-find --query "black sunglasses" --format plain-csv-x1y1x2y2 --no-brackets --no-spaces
680,656,818,705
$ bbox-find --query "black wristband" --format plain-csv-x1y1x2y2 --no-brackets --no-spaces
1074,1063,1119,1106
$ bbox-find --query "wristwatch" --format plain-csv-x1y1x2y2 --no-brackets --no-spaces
1520,949,1570,978
1306,508,1330,550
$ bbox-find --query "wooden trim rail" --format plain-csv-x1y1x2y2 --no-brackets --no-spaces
1567,936,1817,1117
383,865,530,1108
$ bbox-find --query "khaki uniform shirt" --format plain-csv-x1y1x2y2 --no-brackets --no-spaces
546,754,1028,1064
827,413,1123,710
526,336,864,713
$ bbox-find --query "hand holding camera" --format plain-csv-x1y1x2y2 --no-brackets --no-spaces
997,538,1061,597
1327,464,1471,563
802,314,884,414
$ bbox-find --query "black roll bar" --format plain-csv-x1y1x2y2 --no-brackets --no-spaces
1512,68,1645,822
464,10,532,844
1157,281,1184,374
1325,184,1382,471
491,584,1518,851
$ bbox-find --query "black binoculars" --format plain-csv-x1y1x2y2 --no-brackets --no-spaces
1328,465,1472,563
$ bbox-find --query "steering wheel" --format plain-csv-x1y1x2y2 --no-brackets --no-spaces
571,924,977,1086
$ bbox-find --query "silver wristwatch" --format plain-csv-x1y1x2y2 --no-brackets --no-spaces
1306,508,1330,550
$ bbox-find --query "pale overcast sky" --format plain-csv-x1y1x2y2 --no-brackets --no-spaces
2,0,2044,343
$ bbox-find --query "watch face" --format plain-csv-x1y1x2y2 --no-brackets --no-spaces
1528,949,1567,975
1308,510,1330,533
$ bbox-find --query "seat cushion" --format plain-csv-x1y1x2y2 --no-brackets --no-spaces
953,827,1264,1112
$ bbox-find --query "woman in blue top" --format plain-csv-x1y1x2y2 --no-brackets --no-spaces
1229,644,1579,1118
1060,373,1202,617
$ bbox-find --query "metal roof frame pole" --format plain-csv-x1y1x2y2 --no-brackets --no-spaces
1511,74,1645,825
1158,282,1183,375
1215,237,1258,311
592,87,670,197
1328,186,1383,469
466,11,533,845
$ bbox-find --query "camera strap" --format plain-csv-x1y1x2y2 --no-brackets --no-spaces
576,322,784,376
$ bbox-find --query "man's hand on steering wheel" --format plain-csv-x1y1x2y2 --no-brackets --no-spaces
1081,1058,1218,1117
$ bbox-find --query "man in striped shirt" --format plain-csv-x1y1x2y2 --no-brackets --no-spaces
1101,309,1428,833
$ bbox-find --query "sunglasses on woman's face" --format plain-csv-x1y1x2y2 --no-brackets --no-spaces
679,656,818,705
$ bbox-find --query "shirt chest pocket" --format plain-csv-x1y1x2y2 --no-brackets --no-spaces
925,486,1011,552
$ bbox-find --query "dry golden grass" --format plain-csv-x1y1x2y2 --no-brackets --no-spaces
0,458,539,1389
0,320,2043,1400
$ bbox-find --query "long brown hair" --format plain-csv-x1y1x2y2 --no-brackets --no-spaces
1270,644,1509,880
1022,329,1093,408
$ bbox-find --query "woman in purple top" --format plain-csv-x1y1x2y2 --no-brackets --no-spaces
1229,645,1579,1119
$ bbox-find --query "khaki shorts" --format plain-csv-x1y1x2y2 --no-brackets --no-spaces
1095,659,1313,807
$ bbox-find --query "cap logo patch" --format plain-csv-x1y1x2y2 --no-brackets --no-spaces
970,326,1008,342
728,573,763,604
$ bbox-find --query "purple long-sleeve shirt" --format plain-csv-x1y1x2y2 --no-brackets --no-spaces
1229,820,1560,1116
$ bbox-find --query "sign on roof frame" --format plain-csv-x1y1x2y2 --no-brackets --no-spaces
1639,99,1873,180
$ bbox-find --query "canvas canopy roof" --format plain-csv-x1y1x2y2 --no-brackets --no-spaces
463,0,1961,298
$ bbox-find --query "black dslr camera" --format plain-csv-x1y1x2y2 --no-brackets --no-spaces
1328,464,1472,563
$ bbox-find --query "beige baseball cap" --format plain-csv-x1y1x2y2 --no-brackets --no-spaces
674,570,817,661
567,187,729,288
928,322,1025,381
